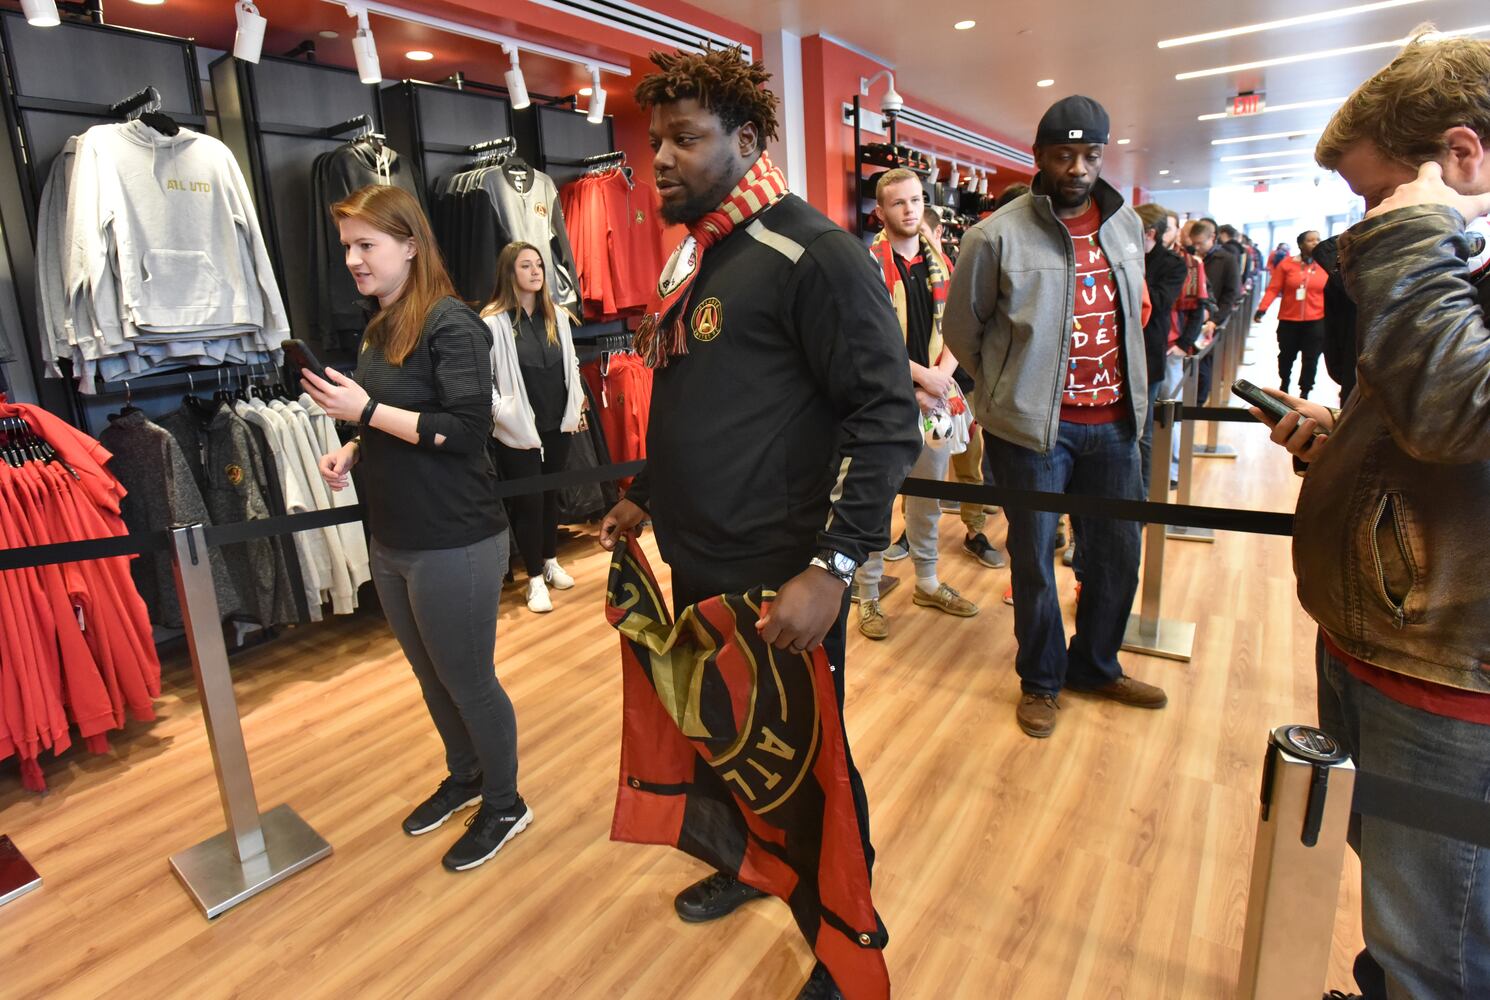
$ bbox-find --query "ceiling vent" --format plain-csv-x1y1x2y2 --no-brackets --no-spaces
524,0,752,59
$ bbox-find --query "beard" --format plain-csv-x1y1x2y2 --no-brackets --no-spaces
659,148,750,226
1041,170,1095,211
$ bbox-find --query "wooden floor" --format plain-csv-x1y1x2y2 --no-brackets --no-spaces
0,336,1365,999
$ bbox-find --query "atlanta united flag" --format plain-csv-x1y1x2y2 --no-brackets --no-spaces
605,536,889,999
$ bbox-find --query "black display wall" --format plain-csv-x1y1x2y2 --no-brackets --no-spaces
209,53,382,355
514,104,616,188
379,79,513,204
0,11,205,421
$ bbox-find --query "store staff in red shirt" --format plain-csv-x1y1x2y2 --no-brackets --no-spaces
1255,228,1329,398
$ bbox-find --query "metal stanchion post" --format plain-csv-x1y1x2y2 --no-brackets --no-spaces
1168,355,1215,543
1197,313,1240,460
167,523,331,919
1121,400,1196,661
1236,725,1357,1000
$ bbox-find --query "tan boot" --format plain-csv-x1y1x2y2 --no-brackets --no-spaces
858,599,889,640
1017,693,1060,738
912,582,979,617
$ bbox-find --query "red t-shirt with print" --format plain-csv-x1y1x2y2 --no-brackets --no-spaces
1059,201,1125,425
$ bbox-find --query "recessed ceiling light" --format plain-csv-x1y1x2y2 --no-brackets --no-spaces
954,20,976,30
579,87,593,96
1159,169,1170,175
406,50,434,61
1175,23,1490,80
129,0,165,5
1197,97,1344,121
1230,161,1314,175
1036,79,1055,87
1172,179,1182,184
1212,128,1322,146
319,29,340,39
1221,148,1315,162
1116,138,1131,145
1158,0,1426,48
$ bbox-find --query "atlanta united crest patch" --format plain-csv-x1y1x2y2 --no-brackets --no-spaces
691,297,723,342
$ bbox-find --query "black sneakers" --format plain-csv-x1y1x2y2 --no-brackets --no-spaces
962,531,1007,568
673,871,768,922
796,962,845,1000
402,775,482,836
442,796,534,872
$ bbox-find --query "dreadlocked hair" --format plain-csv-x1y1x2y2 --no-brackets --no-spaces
634,47,780,144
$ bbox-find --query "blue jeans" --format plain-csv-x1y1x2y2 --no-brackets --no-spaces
984,423,1142,696
1316,636,1490,1000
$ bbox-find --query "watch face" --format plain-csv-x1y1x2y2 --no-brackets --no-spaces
831,553,857,575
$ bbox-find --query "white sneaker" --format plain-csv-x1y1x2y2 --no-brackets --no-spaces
543,559,574,591
526,577,553,614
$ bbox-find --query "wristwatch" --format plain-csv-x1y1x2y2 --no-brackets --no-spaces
809,549,858,587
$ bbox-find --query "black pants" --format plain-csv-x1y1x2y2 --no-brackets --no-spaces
670,572,874,873
494,430,573,578
1277,319,1326,396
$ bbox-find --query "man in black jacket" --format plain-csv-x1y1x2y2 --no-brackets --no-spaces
1134,203,1185,489
598,48,920,1000
1200,225,1243,403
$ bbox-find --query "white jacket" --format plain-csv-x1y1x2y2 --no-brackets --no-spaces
486,307,584,451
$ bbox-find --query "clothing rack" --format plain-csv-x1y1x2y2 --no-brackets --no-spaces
108,85,161,120
320,114,374,140
548,149,626,169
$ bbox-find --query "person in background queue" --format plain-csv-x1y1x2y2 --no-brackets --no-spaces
855,167,980,642
1134,202,1186,492
482,241,586,615
943,95,1168,740
1258,27,1490,1000
304,184,531,873
1255,228,1328,399
596,48,920,1000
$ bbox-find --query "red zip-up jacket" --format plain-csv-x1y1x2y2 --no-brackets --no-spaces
1258,254,1327,322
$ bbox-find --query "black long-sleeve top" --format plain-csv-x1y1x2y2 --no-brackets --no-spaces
355,296,507,550
1143,245,1187,381
626,193,921,591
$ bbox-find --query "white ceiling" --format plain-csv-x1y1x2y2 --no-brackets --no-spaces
686,0,1489,193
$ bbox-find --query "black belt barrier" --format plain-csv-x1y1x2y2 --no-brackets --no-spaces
1352,772,1490,850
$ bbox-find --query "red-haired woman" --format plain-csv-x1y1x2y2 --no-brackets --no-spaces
303,184,531,873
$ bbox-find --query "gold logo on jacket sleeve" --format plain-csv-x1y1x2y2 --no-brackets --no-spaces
691,297,723,342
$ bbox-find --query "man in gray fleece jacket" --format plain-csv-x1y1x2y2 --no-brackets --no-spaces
942,95,1167,739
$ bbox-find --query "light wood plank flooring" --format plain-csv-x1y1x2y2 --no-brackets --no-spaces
0,335,1365,999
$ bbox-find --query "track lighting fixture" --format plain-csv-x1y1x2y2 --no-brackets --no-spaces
347,5,381,85
503,45,530,111
233,0,266,63
586,65,606,124
21,0,60,26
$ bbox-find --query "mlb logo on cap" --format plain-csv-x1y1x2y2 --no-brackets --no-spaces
1068,129,1083,139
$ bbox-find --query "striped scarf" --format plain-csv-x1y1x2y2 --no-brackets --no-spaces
634,151,789,368
868,230,950,360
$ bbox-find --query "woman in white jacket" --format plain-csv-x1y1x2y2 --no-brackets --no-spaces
482,242,585,613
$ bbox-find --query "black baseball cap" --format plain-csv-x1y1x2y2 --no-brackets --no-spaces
1035,95,1110,146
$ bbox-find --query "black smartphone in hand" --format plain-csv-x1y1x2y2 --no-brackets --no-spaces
281,338,329,380
1232,378,1326,439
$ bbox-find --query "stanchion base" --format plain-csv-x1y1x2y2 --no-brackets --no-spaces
1121,614,1195,661
1194,444,1239,460
0,835,42,907
170,803,331,919
1166,524,1216,544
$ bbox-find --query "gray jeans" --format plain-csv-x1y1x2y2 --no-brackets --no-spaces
371,532,519,808
857,438,950,596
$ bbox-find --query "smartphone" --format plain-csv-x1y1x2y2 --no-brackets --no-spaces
1232,378,1324,436
280,338,329,379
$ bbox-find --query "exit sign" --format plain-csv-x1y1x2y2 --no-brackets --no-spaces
1253,181,1270,194
1230,92,1266,116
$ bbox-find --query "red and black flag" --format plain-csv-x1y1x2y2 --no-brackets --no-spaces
605,537,889,1000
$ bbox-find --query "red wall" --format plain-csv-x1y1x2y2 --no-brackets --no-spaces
801,35,1033,231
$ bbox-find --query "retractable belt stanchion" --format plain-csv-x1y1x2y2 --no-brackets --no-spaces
1121,399,1196,660
1192,312,1239,461
166,522,332,919
1168,350,1217,544
1236,725,1356,1000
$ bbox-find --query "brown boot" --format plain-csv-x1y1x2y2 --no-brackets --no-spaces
1076,675,1168,709
1017,693,1060,738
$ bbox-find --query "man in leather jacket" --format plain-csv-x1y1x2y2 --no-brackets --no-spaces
1254,29,1490,1000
